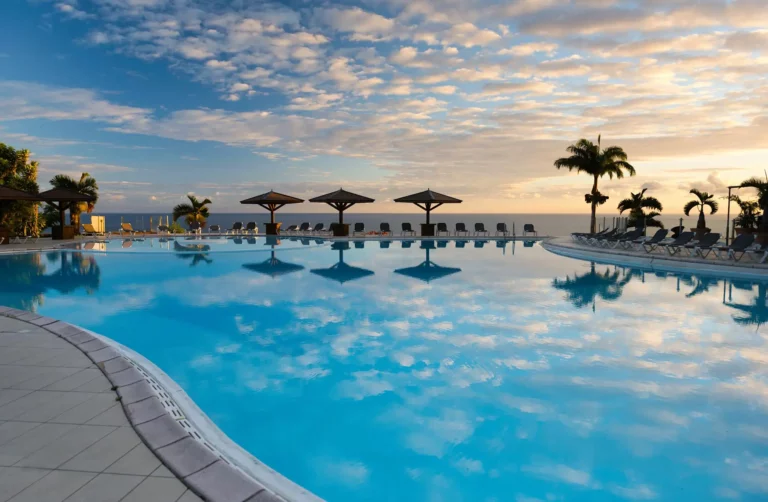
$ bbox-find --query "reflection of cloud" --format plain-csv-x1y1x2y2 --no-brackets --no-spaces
453,457,484,475
522,462,592,487
336,370,394,400
313,458,369,488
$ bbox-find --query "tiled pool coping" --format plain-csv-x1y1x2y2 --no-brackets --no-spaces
0,307,322,502
543,237,768,280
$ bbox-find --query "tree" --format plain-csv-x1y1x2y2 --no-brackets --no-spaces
49,173,99,234
554,135,635,234
683,189,718,230
739,175,768,234
0,143,41,236
617,188,664,233
729,195,760,232
172,195,211,227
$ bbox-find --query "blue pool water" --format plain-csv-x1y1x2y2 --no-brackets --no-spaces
2,238,768,502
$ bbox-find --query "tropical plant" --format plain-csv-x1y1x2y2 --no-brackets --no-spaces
168,222,187,234
49,172,99,234
554,135,635,233
739,175,768,234
617,188,664,233
172,195,211,227
0,143,42,236
683,188,718,230
729,195,760,232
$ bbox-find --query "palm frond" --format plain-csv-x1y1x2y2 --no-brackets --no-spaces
641,196,663,211
683,200,699,216
704,199,719,214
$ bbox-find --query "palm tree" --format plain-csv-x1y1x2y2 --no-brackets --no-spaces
617,188,663,234
49,173,98,234
172,195,211,227
554,135,635,234
683,188,718,232
739,175,768,234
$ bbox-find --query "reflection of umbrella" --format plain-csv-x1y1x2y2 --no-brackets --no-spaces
310,241,374,284
243,251,304,278
394,241,461,283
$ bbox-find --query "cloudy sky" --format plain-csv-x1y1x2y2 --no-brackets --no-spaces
1,0,766,213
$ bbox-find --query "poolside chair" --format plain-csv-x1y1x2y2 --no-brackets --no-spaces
401,223,415,236
688,232,721,258
523,224,537,236
436,223,449,236
284,224,298,234
639,229,669,252
208,224,220,234
228,222,243,234
712,233,755,261
656,232,694,255
496,223,509,237
121,223,138,235
573,228,608,243
9,235,32,244
455,223,469,236
669,225,685,239
82,223,104,236
588,228,619,246
380,223,392,235
474,223,489,236
312,223,325,234
606,229,643,249
748,241,768,263
353,223,365,236
188,222,202,235
594,230,629,247
245,222,258,235
298,222,311,234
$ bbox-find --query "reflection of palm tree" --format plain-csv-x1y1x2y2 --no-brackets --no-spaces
726,283,768,329
552,263,627,311
173,241,212,267
0,252,101,310
679,275,720,298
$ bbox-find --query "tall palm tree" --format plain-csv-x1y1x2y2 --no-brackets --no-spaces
172,195,211,227
683,189,718,231
554,135,635,233
617,188,663,234
49,173,98,234
740,175,768,234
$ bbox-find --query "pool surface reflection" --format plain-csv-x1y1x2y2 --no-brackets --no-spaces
1,240,767,502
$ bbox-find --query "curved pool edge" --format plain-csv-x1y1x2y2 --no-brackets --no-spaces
0,306,324,502
542,236,768,280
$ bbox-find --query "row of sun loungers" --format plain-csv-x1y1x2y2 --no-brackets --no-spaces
280,222,538,236
573,228,768,263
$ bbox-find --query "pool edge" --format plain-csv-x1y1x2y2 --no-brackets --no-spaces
0,306,324,502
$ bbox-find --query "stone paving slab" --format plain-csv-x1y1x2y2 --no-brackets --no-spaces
0,311,296,502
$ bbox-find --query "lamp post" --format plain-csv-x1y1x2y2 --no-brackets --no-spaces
725,185,741,246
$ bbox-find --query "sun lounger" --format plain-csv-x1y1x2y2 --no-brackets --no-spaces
297,222,311,234
687,233,721,257
188,222,202,235
712,233,755,261
606,229,643,249
9,235,31,244
82,223,104,236
121,223,138,235
208,224,220,234
523,224,537,236
455,223,469,236
284,224,298,234
496,223,509,237
312,223,325,234
749,242,768,263
228,222,243,234
640,229,668,252
669,225,685,238
401,223,415,236
245,222,258,234
474,223,488,236
573,228,609,242
589,229,622,246
353,223,365,235
437,223,449,236
380,223,391,235
656,232,695,255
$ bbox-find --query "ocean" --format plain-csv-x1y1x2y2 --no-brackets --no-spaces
89,212,734,238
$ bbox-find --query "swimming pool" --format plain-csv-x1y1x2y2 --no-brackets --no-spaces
2,239,768,501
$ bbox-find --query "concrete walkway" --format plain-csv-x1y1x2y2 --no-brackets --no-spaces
0,316,202,502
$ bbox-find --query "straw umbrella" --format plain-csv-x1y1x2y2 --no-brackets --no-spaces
37,187,97,240
394,189,462,236
309,188,375,236
240,190,304,235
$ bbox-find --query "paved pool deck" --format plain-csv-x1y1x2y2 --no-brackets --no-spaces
0,312,289,502
0,315,203,502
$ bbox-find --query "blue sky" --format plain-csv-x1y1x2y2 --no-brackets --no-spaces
1,0,767,213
